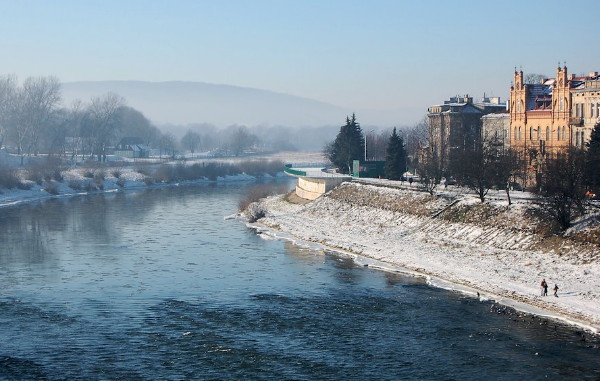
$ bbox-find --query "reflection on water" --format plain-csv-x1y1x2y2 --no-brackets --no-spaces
0,180,599,380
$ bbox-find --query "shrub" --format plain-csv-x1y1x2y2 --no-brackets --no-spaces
245,203,267,223
0,166,22,189
135,166,153,176
43,181,59,195
116,178,126,188
68,181,83,191
27,171,44,185
83,170,94,179
238,184,288,212
52,170,64,182
111,169,122,179
17,182,33,190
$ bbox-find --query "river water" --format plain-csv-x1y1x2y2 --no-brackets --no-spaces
0,181,598,380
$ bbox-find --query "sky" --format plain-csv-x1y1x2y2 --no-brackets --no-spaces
1,0,598,126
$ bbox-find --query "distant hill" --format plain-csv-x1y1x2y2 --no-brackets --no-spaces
61,80,352,127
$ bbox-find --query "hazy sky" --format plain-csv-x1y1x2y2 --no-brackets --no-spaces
1,0,598,125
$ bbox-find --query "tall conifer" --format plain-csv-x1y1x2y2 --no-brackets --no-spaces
384,127,406,180
325,114,364,173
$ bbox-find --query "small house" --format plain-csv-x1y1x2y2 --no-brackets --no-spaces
114,137,149,159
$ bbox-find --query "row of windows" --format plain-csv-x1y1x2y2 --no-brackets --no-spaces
513,126,568,141
574,131,587,147
574,102,600,118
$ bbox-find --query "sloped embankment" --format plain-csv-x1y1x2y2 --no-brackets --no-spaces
255,181,600,328
325,183,599,260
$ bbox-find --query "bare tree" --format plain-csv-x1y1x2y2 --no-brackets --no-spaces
181,130,201,158
0,75,18,149
523,73,547,84
405,116,429,172
230,126,255,156
451,137,500,203
158,133,177,159
539,148,587,230
417,149,442,195
83,93,125,162
21,76,62,157
491,148,520,205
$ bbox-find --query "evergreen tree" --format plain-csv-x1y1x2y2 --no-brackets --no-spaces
384,127,406,180
585,121,600,195
325,113,364,173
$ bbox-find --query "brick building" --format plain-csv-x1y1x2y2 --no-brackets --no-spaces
427,95,506,172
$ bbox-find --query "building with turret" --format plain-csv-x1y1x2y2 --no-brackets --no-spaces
509,65,599,187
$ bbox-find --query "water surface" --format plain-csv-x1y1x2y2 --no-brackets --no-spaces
0,182,598,380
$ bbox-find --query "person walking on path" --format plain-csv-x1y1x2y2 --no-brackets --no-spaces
541,279,548,296
554,284,559,297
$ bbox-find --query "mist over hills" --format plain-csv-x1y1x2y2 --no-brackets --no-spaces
61,80,415,128
61,80,350,127
60,80,417,151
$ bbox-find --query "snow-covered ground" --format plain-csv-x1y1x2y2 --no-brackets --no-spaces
0,151,319,208
251,181,600,334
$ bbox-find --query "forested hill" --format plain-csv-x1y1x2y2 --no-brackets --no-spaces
61,80,347,127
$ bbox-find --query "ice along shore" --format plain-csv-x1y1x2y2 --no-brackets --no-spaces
249,181,600,333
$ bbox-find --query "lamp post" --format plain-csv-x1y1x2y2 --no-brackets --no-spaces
364,129,375,161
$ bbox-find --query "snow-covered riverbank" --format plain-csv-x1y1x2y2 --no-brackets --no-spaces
0,165,279,209
250,181,600,333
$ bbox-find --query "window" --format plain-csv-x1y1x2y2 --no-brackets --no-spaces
546,127,550,141
592,104,595,118
518,127,522,140
560,97,564,111
575,131,580,147
537,127,541,140
530,127,533,140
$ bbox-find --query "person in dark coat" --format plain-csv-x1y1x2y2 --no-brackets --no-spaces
541,279,548,296
553,284,559,297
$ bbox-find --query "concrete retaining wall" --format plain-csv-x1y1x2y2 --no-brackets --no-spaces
295,176,350,200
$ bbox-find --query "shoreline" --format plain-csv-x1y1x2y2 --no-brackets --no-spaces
249,222,600,335
250,184,600,335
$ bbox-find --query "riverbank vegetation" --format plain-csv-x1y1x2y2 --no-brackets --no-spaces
0,157,285,194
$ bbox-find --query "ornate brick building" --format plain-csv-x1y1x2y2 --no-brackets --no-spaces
509,65,599,187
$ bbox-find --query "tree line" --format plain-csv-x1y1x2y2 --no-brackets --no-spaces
0,74,318,165
324,114,407,179
324,112,600,231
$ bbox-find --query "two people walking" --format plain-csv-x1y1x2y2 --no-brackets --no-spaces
540,278,559,297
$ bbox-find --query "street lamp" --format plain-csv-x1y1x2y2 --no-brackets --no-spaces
364,129,375,161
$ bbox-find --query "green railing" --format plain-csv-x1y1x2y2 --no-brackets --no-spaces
284,164,307,177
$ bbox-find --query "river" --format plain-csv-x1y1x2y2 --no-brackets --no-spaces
0,180,598,380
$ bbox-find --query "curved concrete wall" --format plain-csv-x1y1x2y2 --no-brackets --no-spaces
295,176,350,200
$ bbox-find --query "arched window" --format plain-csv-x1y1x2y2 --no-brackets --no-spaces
519,127,522,140
562,126,567,141
530,127,533,140
560,98,564,111
514,127,518,140
575,131,580,147
546,127,550,141
557,127,561,140
537,127,541,140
